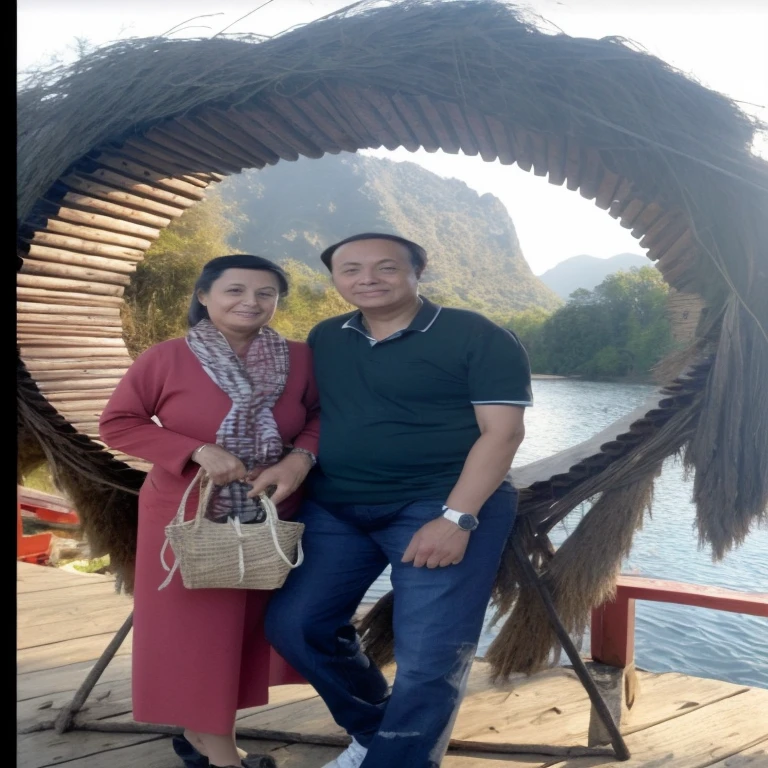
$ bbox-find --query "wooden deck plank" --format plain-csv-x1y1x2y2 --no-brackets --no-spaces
17,630,133,674
17,560,768,768
18,655,132,701
707,739,768,766
18,606,132,649
621,670,749,734
45,738,290,768
18,581,125,608
16,728,163,768
17,562,114,592
549,687,768,767
19,594,132,628
18,678,134,731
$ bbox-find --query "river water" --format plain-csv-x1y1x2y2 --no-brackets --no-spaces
364,378,768,688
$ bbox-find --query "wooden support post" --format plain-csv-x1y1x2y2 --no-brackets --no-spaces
587,590,637,746
591,591,636,668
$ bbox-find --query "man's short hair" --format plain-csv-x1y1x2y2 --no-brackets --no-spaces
320,233,428,274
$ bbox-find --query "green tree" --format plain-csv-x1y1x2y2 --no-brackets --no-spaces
272,261,352,341
122,190,243,356
529,266,672,379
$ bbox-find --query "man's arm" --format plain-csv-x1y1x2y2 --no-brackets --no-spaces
402,404,525,569
444,404,525,515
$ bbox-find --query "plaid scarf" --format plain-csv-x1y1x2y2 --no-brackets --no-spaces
186,319,289,521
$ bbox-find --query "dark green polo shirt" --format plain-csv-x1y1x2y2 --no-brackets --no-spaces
307,298,532,504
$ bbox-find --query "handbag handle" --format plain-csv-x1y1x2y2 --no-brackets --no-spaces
258,492,305,569
159,468,303,590
159,468,211,588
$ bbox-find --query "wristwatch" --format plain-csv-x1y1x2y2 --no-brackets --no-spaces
442,506,479,531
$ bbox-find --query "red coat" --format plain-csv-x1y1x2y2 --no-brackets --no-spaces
99,337,319,734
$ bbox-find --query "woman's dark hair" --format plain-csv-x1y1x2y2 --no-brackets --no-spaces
187,254,289,327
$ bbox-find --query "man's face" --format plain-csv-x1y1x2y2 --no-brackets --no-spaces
330,239,420,310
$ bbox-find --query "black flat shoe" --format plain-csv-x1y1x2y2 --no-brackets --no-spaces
172,734,210,768
210,756,277,768
242,757,277,768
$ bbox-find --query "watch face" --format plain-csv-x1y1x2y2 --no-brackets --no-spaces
458,514,478,531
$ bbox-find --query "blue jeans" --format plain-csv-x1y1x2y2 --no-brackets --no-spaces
264,484,518,768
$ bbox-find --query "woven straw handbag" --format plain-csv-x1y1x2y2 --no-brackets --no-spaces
158,468,304,591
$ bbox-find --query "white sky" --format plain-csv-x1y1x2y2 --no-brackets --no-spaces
17,0,768,274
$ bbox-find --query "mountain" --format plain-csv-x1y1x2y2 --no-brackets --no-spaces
217,154,562,313
537,252,649,299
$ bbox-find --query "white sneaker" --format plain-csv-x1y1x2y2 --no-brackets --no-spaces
321,737,368,768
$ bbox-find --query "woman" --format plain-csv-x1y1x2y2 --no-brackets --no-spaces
99,254,319,768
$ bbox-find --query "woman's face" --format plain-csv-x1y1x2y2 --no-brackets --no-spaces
198,268,281,337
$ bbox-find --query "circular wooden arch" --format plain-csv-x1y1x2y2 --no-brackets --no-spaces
17,79,705,466
17,1,768,636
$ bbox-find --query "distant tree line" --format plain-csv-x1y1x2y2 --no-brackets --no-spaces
495,267,674,380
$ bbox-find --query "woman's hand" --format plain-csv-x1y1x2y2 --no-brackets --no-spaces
246,452,313,506
191,444,247,486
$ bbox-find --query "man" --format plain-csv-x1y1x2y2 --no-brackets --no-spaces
259,233,531,768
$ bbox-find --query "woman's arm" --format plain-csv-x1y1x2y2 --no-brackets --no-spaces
99,345,208,476
291,353,321,458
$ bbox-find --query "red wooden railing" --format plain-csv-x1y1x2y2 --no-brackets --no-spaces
17,486,80,565
591,575,768,668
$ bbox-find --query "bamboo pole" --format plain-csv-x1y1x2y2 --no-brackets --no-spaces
439,100,480,157
40,390,117,403
81,167,200,207
22,358,133,371
145,126,242,175
26,244,138,274
93,151,206,198
196,110,275,166
333,83,399,151
61,176,187,218
222,109,301,163
243,105,325,158
18,324,123,338
292,95,359,153
54,206,161,240
39,219,153,250
18,312,123,326
41,380,123,393
119,138,216,186
389,93,440,153
319,85,380,148
416,94,461,154
31,369,128,381
19,259,131,286
174,114,272,168
17,302,122,316
61,192,172,229
263,93,343,155
29,232,145,261
18,335,126,347
462,106,498,162
17,274,126,297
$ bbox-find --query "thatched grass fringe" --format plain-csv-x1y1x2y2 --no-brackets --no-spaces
486,471,659,680
17,0,765,224
17,361,142,592
356,592,395,669
686,297,768,559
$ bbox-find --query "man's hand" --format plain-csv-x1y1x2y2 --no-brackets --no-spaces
402,517,471,568
191,444,247,486
245,452,313,506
